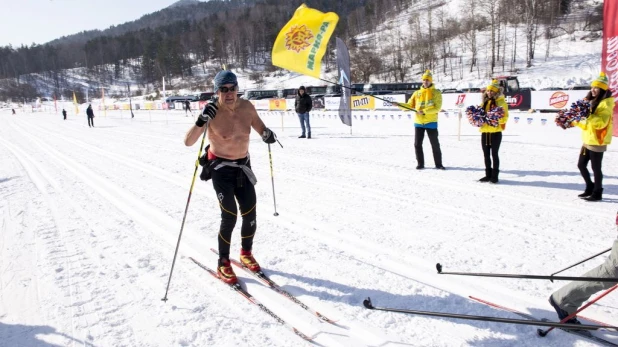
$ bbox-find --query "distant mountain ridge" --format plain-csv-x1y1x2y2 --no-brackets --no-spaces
168,0,200,8
47,0,244,46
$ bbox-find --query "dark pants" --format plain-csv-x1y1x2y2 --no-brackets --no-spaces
481,132,502,170
211,161,257,260
578,146,604,191
88,116,94,127
414,127,442,167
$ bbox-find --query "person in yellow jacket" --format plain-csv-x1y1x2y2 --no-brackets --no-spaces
574,72,614,201
478,79,509,183
405,70,444,170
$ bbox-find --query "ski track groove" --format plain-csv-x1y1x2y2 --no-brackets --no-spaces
6,120,295,346
16,116,447,346
6,114,613,345
0,137,119,346
6,118,365,346
277,147,610,219
25,117,606,253
277,167,606,252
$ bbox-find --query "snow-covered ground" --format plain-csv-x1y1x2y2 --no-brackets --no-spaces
1,108,617,346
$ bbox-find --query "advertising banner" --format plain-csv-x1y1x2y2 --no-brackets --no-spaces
603,0,618,135
530,90,588,110
269,99,288,110
351,95,375,110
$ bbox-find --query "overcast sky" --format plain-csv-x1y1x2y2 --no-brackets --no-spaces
0,0,182,47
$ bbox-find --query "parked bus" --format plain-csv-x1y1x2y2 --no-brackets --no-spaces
305,86,328,95
279,88,297,99
280,86,330,98
166,96,197,103
243,89,279,100
198,92,215,101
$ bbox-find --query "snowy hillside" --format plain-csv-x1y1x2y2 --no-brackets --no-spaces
4,0,605,102
1,107,617,346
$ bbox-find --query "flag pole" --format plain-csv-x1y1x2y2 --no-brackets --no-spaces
317,77,418,113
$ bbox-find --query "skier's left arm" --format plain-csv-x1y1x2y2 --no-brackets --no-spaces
250,102,277,144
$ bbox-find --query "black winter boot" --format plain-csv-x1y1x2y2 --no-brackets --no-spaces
307,132,311,139
578,184,594,198
584,188,603,201
299,134,306,138
490,169,499,184
479,168,491,182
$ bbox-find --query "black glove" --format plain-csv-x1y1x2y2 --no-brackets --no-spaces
262,128,277,144
195,98,218,127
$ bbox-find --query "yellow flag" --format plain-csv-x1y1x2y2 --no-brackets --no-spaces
272,4,338,78
73,91,79,115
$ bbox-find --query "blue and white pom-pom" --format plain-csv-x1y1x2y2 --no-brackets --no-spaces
555,100,590,129
466,105,486,127
486,106,505,127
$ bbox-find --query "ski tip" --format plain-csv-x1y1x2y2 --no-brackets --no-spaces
537,328,548,337
363,297,374,309
436,263,443,273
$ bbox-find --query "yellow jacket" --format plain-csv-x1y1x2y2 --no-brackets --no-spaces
577,97,614,145
480,95,509,133
406,85,442,125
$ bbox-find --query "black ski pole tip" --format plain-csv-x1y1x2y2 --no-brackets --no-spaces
363,297,374,309
537,328,548,337
436,263,443,273
161,297,168,302
273,212,279,216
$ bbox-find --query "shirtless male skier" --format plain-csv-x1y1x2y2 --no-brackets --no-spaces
184,70,277,284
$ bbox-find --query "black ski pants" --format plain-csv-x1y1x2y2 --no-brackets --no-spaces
414,127,442,167
211,161,257,260
577,146,604,191
481,132,502,170
88,116,94,127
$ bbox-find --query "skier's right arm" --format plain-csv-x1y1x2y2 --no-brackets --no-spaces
184,124,206,146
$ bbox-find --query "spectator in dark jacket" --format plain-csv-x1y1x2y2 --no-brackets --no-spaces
86,104,95,127
295,86,312,138
62,109,67,120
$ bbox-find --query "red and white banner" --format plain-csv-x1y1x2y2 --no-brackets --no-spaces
603,0,618,135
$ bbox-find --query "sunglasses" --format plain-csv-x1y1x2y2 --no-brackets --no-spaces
218,85,237,93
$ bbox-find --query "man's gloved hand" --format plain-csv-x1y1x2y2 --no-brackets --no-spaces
196,98,218,127
262,128,277,144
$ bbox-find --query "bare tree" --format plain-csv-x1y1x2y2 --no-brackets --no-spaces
460,0,481,73
350,46,382,82
522,0,540,67
480,0,499,74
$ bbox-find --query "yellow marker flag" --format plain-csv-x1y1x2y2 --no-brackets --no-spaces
272,4,338,78
73,91,79,115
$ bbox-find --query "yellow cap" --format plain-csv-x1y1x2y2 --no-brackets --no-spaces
591,72,609,90
421,70,433,82
486,79,500,93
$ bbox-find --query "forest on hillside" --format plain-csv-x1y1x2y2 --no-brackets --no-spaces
0,0,602,101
